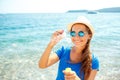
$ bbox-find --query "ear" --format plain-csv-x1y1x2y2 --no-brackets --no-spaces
88,34,92,39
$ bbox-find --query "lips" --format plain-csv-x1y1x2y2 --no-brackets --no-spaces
75,40,83,42
74,39,84,45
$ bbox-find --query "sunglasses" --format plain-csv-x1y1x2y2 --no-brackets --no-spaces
70,31,85,37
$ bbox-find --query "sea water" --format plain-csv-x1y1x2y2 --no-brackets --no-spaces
0,13,120,80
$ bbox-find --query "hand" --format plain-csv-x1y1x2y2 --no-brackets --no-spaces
50,30,64,46
63,69,81,80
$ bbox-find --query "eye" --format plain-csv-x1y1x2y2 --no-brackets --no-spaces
70,31,76,37
78,31,85,37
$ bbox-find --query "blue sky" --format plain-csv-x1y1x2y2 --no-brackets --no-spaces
0,0,120,13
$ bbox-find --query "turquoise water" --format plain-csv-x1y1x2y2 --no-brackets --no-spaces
0,13,120,80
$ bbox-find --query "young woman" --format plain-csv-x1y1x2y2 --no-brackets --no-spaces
39,16,99,80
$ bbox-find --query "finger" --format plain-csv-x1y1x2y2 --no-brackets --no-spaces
64,74,76,80
52,32,59,39
63,70,71,76
56,30,64,34
63,70,75,75
63,70,77,79
53,31,59,36
51,30,64,42
55,30,64,36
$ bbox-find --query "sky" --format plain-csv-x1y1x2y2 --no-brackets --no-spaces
0,0,120,13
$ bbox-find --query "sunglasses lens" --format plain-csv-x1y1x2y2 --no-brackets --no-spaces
78,31,85,37
70,31,76,37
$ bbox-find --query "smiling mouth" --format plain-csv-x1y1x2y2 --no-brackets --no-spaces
75,40,83,43
74,39,84,44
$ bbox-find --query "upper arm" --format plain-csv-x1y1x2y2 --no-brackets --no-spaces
88,70,98,80
47,46,65,67
47,53,59,67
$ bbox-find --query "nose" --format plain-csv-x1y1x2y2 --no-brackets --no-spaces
74,34,80,39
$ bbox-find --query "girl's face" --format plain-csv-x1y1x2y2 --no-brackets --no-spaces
71,23,91,48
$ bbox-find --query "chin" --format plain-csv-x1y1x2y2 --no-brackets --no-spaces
75,43,86,48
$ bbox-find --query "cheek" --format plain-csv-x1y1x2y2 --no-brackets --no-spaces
84,38,89,44
71,37,74,41
83,36,90,43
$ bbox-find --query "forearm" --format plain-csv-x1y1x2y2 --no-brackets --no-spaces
39,42,54,68
39,30,64,68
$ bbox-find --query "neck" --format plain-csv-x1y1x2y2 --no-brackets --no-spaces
70,46,85,63
73,45,86,54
